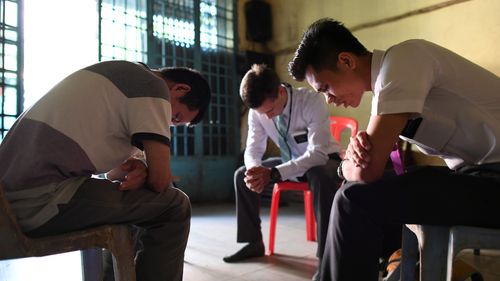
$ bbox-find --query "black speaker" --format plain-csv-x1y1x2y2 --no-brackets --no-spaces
245,0,272,43
237,51,275,77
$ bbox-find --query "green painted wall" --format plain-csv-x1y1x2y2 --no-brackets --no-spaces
239,0,500,132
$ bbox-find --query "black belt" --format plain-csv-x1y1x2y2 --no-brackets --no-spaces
401,117,423,139
456,162,500,179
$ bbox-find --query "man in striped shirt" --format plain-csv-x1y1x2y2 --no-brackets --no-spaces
0,60,211,281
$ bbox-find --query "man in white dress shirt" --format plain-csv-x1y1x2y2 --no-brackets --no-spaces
223,64,342,280
288,18,500,281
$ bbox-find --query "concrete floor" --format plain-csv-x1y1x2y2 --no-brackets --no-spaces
0,202,499,281
184,202,500,281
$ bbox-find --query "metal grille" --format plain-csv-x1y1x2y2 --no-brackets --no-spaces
98,0,238,158
0,0,23,141
99,0,148,62
150,0,198,157
200,0,238,157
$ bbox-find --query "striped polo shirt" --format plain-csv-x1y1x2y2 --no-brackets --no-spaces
0,60,172,231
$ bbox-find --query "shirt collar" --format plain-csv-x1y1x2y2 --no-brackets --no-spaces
371,49,385,91
281,84,292,117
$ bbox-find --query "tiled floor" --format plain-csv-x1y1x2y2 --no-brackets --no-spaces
185,202,500,281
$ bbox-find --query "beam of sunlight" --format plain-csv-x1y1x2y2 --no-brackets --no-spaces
23,0,98,109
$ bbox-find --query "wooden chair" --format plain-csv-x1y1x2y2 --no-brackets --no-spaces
0,184,136,281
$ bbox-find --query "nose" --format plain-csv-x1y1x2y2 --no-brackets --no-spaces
324,92,336,104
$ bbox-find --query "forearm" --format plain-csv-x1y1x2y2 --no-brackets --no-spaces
143,140,172,193
244,148,265,169
340,158,382,183
341,114,411,183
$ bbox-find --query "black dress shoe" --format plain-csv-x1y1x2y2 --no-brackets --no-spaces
223,241,265,263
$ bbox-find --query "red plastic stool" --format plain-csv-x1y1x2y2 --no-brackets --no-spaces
267,116,360,255
268,181,316,255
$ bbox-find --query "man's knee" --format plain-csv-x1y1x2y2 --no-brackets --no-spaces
234,165,246,179
306,163,341,192
332,182,364,212
179,191,191,217
169,188,191,222
306,165,324,178
234,165,247,191
306,160,340,182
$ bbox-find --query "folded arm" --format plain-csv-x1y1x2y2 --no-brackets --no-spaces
143,139,172,192
342,113,410,183
106,157,148,191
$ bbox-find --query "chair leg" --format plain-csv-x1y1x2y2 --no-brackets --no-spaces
111,252,136,281
447,230,459,281
419,226,449,281
109,226,136,281
81,248,103,281
304,190,316,241
401,226,419,281
268,186,281,255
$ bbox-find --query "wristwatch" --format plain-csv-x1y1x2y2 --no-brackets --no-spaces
337,159,347,181
270,167,282,183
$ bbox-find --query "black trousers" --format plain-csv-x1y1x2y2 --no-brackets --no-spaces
234,156,341,259
320,165,500,281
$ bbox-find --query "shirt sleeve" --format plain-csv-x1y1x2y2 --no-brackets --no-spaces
276,89,334,180
244,110,268,168
125,97,172,150
372,41,436,116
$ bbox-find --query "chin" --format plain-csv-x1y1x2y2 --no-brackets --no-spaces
351,101,362,108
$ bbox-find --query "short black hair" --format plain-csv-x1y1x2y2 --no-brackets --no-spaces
240,64,280,109
288,18,368,81
159,67,211,126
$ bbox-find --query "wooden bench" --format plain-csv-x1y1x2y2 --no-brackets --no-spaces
0,184,136,281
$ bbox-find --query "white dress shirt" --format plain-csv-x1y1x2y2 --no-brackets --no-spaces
244,85,340,180
371,39,500,169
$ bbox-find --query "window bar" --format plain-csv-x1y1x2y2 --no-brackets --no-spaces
0,0,23,140
1,0,4,137
16,0,23,117
186,0,200,157
216,64,222,156
232,0,239,156
224,57,230,154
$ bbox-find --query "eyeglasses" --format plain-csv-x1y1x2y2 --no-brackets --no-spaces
172,112,191,126
172,112,184,125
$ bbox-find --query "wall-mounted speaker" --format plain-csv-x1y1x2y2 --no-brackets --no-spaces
245,0,272,43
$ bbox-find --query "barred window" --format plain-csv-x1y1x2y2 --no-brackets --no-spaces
0,0,23,141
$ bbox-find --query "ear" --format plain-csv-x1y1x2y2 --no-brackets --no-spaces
278,85,287,97
337,52,356,70
171,83,191,97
